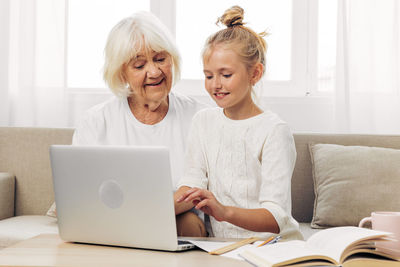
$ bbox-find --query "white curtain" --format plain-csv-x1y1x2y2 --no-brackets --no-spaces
1,0,68,127
336,0,400,134
1,0,400,133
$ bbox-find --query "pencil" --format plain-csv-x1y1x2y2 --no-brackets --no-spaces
257,235,275,247
209,237,259,255
269,235,281,245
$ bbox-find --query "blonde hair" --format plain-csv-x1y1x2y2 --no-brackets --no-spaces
103,11,181,97
202,6,267,75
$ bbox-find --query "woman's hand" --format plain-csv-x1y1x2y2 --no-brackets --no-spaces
174,186,195,215
177,188,228,222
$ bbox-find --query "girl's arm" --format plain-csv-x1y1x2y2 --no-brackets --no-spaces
177,187,280,233
223,206,279,233
258,123,296,233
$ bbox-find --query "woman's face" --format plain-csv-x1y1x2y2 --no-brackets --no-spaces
123,48,173,104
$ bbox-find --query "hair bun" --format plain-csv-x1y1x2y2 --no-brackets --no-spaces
217,5,244,28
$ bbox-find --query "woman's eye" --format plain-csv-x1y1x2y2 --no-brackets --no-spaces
223,74,232,78
132,61,145,69
156,57,165,62
205,75,213,80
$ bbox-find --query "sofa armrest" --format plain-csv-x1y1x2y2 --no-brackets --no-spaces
0,172,15,220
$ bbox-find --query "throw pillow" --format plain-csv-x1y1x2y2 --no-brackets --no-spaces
309,143,400,228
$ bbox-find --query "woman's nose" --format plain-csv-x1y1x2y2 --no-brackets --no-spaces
146,63,161,77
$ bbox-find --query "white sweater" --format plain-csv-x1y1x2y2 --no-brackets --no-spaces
72,91,208,188
177,108,303,240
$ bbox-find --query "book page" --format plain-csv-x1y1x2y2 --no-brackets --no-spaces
306,226,389,263
343,254,400,267
240,240,337,266
188,240,235,252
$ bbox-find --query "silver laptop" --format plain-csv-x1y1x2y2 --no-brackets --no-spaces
49,145,194,251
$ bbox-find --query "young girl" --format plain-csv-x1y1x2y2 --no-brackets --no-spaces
174,6,303,240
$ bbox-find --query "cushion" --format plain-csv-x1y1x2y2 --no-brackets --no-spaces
298,223,320,240
0,215,58,249
0,173,15,220
309,143,400,228
46,202,57,218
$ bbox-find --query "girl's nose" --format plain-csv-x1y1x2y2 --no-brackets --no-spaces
213,77,222,89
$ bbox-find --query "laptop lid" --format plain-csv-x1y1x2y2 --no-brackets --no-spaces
50,145,189,251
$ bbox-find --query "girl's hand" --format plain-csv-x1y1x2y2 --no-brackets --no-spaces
177,187,228,222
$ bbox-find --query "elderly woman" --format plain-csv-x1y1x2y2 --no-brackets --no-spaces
72,11,208,236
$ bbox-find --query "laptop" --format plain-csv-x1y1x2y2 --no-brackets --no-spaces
49,145,195,251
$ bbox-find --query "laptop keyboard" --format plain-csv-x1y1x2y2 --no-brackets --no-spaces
178,240,192,245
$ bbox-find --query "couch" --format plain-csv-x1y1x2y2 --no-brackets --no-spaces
1,127,400,249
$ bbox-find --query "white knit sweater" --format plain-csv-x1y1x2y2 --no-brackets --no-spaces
177,108,303,240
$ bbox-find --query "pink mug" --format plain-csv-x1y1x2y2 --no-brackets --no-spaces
359,211,400,257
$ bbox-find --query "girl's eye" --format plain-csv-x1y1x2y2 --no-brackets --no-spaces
223,74,232,78
205,75,213,80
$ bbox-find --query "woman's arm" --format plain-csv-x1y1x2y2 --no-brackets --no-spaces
72,110,101,145
174,112,209,214
177,187,279,233
173,186,195,215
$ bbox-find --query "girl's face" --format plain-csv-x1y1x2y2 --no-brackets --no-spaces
123,48,173,104
203,45,255,115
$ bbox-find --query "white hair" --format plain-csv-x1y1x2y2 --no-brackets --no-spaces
103,11,181,97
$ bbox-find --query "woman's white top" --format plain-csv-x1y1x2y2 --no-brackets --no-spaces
72,91,208,188
177,108,303,240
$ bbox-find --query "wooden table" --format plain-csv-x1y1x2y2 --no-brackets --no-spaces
0,234,251,267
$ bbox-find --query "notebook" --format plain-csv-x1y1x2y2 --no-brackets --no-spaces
49,145,194,251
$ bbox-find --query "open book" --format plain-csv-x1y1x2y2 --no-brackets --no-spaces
239,226,400,267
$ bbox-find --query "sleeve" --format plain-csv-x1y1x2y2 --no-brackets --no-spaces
72,111,102,145
176,112,209,190
258,123,297,232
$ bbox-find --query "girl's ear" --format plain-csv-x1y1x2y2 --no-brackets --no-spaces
250,63,264,85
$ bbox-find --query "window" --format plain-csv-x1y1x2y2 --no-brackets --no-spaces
66,0,337,96
174,0,337,97
176,0,292,81
317,0,338,93
67,0,150,88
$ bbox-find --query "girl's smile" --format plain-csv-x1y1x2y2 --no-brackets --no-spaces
214,92,230,99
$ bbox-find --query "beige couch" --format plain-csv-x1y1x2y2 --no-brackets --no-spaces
1,127,400,249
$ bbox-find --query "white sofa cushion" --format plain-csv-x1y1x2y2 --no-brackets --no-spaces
298,223,320,240
0,215,58,249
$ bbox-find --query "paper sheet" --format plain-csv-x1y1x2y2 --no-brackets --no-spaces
188,240,264,260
